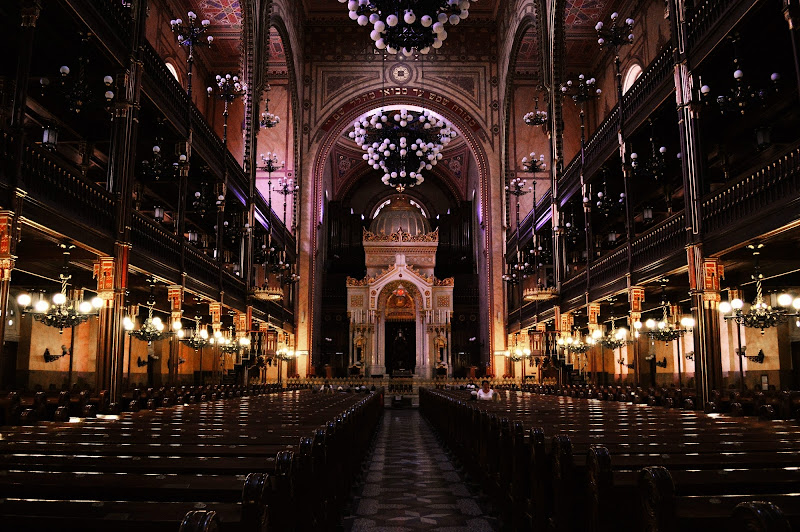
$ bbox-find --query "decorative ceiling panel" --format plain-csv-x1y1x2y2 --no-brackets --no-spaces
564,0,608,27
200,0,242,27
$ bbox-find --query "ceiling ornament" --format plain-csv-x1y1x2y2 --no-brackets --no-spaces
349,108,457,191
341,0,473,55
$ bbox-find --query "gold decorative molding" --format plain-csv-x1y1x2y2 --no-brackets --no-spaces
363,227,439,243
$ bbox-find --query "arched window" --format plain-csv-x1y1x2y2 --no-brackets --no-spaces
622,63,643,94
165,62,181,83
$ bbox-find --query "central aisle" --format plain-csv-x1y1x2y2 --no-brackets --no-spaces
342,409,500,531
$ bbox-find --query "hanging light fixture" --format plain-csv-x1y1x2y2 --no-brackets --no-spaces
17,245,103,333
719,245,800,334
523,97,548,127
180,315,210,350
350,108,457,192
125,281,167,345
598,318,629,350
699,35,779,116
342,0,472,55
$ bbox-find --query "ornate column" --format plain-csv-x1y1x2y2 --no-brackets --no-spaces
209,301,222,383
93,255,127,404
688,249,724,404
588,302,601,383
167,285,183,385
629,285,645,386
0,212,15,388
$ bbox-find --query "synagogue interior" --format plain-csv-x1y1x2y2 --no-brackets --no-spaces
1,0,800,529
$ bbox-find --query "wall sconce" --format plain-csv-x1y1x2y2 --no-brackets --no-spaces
154,206,165,222
42,124,59,150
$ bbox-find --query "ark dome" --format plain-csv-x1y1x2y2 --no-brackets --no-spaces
370,197,431,235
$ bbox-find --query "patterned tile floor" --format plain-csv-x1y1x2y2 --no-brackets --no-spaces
342,409,500,531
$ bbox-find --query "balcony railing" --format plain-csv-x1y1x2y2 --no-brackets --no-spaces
558,46,674,203
130,211,182,267
22,142,115,234
588,246,628,292
631,213,687,272
702,146,800,235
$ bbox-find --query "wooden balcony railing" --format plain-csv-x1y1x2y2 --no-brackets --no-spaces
588,246,628,292
702,146,800,235
22,142,115,234
630,213,687,272
558,46,674,202
130,211,182,267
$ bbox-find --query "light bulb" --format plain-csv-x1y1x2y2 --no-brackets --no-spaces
645,319,656,329
17,293,31,307
719,301,732,313
34,300,49,312
793,298,800,310
123,316,135,331
52,293,67,305
731,298,744,310
172,320,183,331
91,297,104,309
79,301,92,313
777,293,793,307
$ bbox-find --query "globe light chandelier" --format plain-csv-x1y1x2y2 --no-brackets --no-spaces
342,0,474,55
595,319,629,350
350,107,457,192
17,244,103,333
179,316,210,350
124,281,167,345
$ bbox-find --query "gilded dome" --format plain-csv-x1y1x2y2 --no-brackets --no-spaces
370,197,431,235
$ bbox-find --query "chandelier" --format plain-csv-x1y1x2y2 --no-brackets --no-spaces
350,108,456,192
593,320,629,350
124,306,166,345
344,0,472,55
638,309,694,344
211,328,251,354
17,246,103,333
252,283,284,301
523,97,547,127
260,97,281,129
179,316,210,350
699,36,779,116
557,334,591,354
124,282,167,344
720,244,800,334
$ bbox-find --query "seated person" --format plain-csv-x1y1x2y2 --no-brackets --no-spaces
477,380,496,401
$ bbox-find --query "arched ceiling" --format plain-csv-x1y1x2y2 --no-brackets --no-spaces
563,0,624,70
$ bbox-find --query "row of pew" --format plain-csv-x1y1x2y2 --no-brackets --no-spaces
0,387,383,530
524,383,800,420
421,387,800,532
0,383,308,426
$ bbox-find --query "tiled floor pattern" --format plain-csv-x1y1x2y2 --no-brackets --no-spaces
342,409,500,531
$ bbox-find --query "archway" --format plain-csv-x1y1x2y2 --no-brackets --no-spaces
303,94,499,373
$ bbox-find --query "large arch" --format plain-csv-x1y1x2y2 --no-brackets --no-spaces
301,95,498,369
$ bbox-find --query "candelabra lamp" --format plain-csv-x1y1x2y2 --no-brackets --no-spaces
207,73,246,146
699,36,779,116
259,152,285,207
170,11,212,98
273,177,298,226
344,0,472,55
631,120,668,183
260,95,281,128
596,12,636,238
523,97,548,127
39,36,116,116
